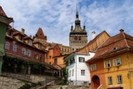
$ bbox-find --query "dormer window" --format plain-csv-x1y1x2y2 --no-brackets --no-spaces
29,40,32,45
113,47,118,50
104,60,112,68
114,58,121,66
8,31,13,37
19,35,23,41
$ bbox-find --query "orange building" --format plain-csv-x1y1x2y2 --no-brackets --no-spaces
45,43,61,65
87,29,133,89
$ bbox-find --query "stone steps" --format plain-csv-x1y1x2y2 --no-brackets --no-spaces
46,85,90,89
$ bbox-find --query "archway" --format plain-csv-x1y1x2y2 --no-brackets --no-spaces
92,75,100,89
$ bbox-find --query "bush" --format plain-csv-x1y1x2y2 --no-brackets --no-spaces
19,83,31,89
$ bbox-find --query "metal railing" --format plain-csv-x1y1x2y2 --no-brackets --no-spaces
97,84,103,89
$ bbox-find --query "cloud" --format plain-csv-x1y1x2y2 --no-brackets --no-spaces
1,0,133,45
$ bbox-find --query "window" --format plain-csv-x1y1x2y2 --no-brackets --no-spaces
19,35,23,41
74,36,77,40
39,55,42,62
79,57,85,62
27,49,31,57
13,41,17,52
69,70,71,77
90,64,96,71
54,59,57,64
35,55,39,60
114,58,121,66
69,57,75,65
72,69,74,76
8,30,13,37
104,60,111,68
49,56,52,59
5,41,10,50
117,75,122,84
22,48,26,55
81,70,85,76
108,77,112,85
29,40,32,45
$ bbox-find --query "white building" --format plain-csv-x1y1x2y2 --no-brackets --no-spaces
65,52,95,86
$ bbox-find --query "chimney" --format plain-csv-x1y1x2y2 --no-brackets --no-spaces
120,29,124,33
30,35,32,38
92,31,96,39
21,28,25,34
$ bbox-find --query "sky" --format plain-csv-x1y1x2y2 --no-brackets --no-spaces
1,0,133,46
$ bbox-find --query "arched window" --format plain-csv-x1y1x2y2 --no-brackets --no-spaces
5,41,10,50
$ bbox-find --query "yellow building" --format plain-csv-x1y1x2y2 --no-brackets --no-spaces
88,29,133,89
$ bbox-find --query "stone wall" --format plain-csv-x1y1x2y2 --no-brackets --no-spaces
0,73,57,89
0,76,25,89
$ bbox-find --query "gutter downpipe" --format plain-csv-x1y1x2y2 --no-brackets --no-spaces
75,54,77,85
127,53,131,89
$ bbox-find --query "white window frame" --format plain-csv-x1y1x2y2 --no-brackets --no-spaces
108,76,112,85
22,48,26,55
27,49,31,57
114,58,121,66
79,57,85,62
5,41,10,50
81,70,85,76
117,75,122,84
72,69,74,76
29,40,32,45
13,41,17,52
90,64,96,71
104,60,112,68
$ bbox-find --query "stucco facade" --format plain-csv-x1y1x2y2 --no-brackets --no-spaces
66,52,95,85
87,30,133,89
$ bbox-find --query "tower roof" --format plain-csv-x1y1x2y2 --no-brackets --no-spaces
36,27,45,39
0,6,7,17
70,10,86,33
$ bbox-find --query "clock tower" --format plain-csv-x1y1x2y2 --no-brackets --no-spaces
69,11,88,51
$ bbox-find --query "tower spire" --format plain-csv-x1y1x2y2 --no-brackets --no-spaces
75,5,80,26
76,5,79,19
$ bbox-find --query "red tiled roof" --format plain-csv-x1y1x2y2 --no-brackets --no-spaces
88,30,133,62
36,27,45,39
0,6,7,17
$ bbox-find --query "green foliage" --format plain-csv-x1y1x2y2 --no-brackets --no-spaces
60,68,68,85
18,83,31,89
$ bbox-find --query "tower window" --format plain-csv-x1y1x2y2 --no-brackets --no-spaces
74,36,77,40
79,36,81,40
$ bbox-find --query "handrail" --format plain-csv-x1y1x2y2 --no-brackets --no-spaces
97,84,103,89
